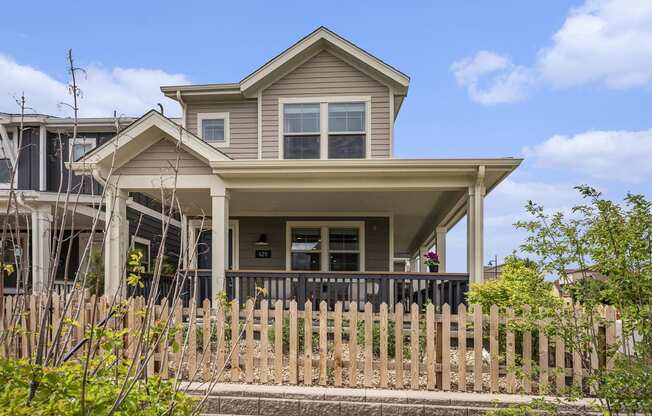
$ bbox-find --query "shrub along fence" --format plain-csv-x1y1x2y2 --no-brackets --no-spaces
0,294,618,395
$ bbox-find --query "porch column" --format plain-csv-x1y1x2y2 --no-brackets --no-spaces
105,187,128,297
31,204,51,294
210,188,229,298
467,168,485,284
435,226,447,273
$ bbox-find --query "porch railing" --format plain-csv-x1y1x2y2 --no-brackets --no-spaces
225,270,469,313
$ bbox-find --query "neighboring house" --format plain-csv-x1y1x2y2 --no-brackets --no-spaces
553,267,609,299
483,263,505,280
0,113,182,294
5,27,521,308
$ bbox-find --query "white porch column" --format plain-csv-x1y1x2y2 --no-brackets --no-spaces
105,187,128,297
467,167,485,284
31,205,51,294
210,187,229,298
435,226,447,273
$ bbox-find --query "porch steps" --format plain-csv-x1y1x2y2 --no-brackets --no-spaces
189,383,601,416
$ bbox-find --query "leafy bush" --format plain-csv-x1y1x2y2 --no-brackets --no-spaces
0,357,196,416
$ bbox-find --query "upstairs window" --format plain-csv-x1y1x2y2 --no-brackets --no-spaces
198,112,230,146
0,130,15,188
328,103,366,159
280,98,368,160
70,137,96,161
283,103,320,159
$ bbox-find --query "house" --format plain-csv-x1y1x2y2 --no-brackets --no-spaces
0,113,182,294
4,27,521,309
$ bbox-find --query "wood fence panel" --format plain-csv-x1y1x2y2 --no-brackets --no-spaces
304,301,312,385
319,301,328,386
395,302,404,389
274,300,283,384
410,304,419,390
473,304,483,392
490,305,499,393
379,302,388,388
457,304,467,392
348,302,358,388
426,303,435,390
334,302,343,386
363,302,373,388
289,300,298,385
442,303,451,391
506,307,515,393
523,305,532,394
260,300,269,383
245,299,254,383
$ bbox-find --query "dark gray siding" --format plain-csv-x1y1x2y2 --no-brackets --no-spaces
127,207,182,268
234,216,390,272
17,127,40,190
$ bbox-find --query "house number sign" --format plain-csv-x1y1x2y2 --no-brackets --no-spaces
255,249,271,258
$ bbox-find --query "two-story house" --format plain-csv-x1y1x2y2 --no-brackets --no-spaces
0,113,182,294
16,27,519,308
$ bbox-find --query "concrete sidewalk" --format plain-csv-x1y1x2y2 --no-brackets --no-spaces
183,382,601,415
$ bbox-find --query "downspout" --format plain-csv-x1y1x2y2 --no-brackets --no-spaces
176,90,187,128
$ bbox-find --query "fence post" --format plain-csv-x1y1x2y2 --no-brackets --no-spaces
489,304,499,393
395,302,404,389
203,298,212,382
363,302,373,388
348,302,358,388
304,300,313,385
379,302,388,388
188,298,197,381
289,300,298,384
523,304,532,393
274,300,283,384
410,303,419,389
230,300,239,382
441,303,451,391
539,313,549,393
506,307,515,393
319,300,328,386
458,304,467,392
260,299,269,383
334,301,343,386
245,299,254,383
426,303,435,390
473,304,483,392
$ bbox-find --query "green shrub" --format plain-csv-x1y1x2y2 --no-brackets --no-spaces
0,356,196,415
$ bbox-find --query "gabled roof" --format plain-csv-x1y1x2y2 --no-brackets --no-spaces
161,26,410,100
70,110,230,174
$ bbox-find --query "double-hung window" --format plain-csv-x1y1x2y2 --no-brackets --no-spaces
198,112,230,146
281,98,369,159
69,137,97,161
287,221,364,272
328,103,366,159
283,103,320,159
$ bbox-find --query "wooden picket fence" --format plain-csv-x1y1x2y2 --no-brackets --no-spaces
0,294,619,395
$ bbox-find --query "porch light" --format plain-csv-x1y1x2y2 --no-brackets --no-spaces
255,234,269,246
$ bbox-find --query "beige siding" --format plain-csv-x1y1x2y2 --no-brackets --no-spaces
186,99,258,159
116,139,211,175
261,50,391,159
234,216,390,271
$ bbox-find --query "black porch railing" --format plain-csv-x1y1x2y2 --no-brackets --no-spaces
225,270,469,313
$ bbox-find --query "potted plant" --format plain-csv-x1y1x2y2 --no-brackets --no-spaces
423,251,439,272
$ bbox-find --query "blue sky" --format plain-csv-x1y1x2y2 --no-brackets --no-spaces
2,0,651,271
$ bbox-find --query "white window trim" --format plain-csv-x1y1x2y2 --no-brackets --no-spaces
278,96,371,160
197,112,230,147
0,127,18,189
187,219,239,270
131,236,151,272
285,220,365,272
69,137,97,161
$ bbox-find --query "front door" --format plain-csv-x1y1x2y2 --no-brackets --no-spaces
196,227,235,270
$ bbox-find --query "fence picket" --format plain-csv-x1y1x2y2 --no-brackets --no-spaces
410,304,419,390
523,305,532,393
231,300,240,382
539,315,549,393
490,305,499,393
173,302,183,377
379,302,388,388
394,303,404,389
319,301,328,386
188,299,197,380
160,299,169,379
426,303,435,390
29,295,37,354
289,300,298,385
442,303,451,391
506,307,515,393
473,304,483,392
203,299,211,382
245,299,254,383
363,302,373,388
334,302,343,386
260,300,269,383
348,302,358,387
605,306,616,370
303,301,312,385
274,300,283,384
572,306,582,390
215,302,225,381
457,304,467,392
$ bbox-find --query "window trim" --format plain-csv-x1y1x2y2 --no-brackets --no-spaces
285,220,365,272
278,96,371,160
131,236,151,272
0,127,18,189
69,137,97,161
197,112,230,147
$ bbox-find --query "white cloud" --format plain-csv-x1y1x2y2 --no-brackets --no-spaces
0,54,188,117
524,129,652,183
450,51,533,104
452,0,652,103
538,0,652,89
